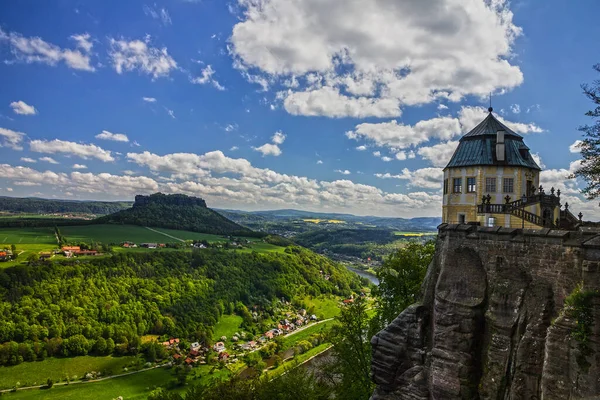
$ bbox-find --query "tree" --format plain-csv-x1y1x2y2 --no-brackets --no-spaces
46,378,53,389
572,64,600,199
323,296,374,400
373,241,435,328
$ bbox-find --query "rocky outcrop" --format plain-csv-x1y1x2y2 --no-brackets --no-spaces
371,225,600,400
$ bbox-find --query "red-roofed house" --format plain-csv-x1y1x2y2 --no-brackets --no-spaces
173,353,182,360
62,246,81,252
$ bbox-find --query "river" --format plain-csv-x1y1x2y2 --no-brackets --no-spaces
346,266,379,286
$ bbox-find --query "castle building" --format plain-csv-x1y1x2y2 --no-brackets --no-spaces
442,108,571,228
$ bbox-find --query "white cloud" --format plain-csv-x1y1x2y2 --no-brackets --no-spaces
381,156,393,162
356,145,367,151
10,100,37,115
317,160,323,164
231,0,523,118
510,104,521,114
30,139,114,162
14,181,41,186
253,143,282,157
191,65,225,90
95,130,129,142
272,131,286,144
347,116,461,149
143,97,157,103
282,87,400,118
39,157,59,164
458,106,542,134
132,141,141,147
335,169,351,175
143,4,172,26
72,164,87,169
108,37,177,79
437,104,448,110
225,124,238,132
0,28,95,71
417,141,460,167
6,188,13,192
166,109,176,119
20,157,36,163
230,146,239,151
372,151,381,157
531,153,545,169
395,152,407,161
569,140,583,154
0,127,26,150
375,167,443,189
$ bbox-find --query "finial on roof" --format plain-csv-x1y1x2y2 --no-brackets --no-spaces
488,92,493,113
488,106,493,113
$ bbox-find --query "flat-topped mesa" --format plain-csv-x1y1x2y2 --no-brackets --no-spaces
133,193,208,208
370,224,600,400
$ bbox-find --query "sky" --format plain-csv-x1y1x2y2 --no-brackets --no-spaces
0,0,599,218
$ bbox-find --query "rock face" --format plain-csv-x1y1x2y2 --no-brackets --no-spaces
371,224,600,400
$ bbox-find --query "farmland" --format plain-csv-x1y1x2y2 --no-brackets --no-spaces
0,224,285,268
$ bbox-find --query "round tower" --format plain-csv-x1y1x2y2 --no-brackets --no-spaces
442,109,556,228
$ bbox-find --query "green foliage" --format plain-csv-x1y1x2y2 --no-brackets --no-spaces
565,284,598,371
295,228,396,257
0,197,130,215
96,193,260,237
324,296,375,400
373,241,435,327
46,378,53,388
152,366,333,400
0,248,360,366
572,64,600,199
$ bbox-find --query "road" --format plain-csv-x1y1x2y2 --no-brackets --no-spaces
144,227,185,242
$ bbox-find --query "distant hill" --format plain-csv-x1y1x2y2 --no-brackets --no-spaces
0,196,131,215
97,193,257,236
218,208,441,231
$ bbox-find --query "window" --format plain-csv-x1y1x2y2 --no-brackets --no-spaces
443,179,448,194
503,178,514,193
453,178,462,193
485,177,496,193
458,214,466,224
467,177,476,193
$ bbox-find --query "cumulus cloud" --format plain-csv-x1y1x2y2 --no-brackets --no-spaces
347,116,461,149
417,141,460,168
72,164,87,169
20,157,36,163
316,160,323,164
0,28,95,71
569,140,583,154
335,169,351,175
375,167,443,189
0,127,26,150
39,156,59,164
191,65,225,90
95,130,129,142
510,104,521,114
10,100,37,115
230,0,523,118
253,131,286,156
230,146,239,151
437,104,448,110
143,97,157,103
356,145,367,151
108,36,177,79
30,139,114,162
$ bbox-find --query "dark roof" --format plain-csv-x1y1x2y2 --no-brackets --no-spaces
445,112,541,170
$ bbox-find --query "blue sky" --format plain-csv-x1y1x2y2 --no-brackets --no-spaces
0,0,598,217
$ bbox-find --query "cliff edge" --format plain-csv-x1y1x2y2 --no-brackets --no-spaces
371,224,600,400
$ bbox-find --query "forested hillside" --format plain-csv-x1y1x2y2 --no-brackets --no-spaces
0,197,131,215
0,248,360,365
97,193,256,236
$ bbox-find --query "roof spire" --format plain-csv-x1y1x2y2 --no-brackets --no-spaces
488,92,493,113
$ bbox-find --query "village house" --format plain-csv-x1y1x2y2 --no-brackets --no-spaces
39,251,52,260
140,243,158,249
213,341,226,352
190,342,200,351
62,246,80,252
0,251,8,261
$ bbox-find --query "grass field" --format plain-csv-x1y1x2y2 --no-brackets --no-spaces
0,356,139,390
300,295,341,319
213,315,244,341
281,320,335,349
393,231,437,237
2,367,175,400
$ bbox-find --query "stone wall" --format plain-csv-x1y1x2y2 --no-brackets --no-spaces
371,224,600,400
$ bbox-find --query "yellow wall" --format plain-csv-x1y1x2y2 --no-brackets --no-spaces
442,165,543,227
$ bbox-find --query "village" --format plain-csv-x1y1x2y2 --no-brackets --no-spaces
161,307,320,368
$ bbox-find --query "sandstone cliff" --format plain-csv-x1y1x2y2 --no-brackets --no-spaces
371,224,600,400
